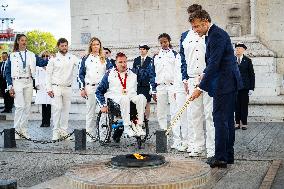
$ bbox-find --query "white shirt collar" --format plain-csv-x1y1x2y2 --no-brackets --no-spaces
141,55,148,59
206,23,213,36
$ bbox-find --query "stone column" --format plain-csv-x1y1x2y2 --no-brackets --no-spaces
250,0,256,36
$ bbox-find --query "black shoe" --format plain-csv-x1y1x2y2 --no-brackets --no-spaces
206,156,215,164
235,124,240,130
241,125,247,130
227,159,234,164
40,123,50,127
208,158,227,168
1,109,12,113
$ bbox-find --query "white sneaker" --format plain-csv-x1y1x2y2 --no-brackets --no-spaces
15,130,21,140
177,143,188,152
86,137,94,142
52,132,60,140
130,124,139,136
136,125,146,136
188,150,205,157
124,125,135,137
21,129,31,139
60,130,73,141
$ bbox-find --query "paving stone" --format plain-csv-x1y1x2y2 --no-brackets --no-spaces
1,121,284,188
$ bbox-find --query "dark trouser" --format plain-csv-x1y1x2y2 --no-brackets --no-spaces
42,104,51,125
213,92,236,162
137,86,151,102
235,89,249,125
4,91,14,111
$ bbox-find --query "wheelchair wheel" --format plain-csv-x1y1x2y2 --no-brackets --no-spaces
96,111,113,144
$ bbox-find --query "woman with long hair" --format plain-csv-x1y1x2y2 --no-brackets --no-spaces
78,36,113,141
5,34,48,139
150,33,180,148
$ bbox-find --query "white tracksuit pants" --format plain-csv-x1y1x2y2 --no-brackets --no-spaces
187,78,215,157
172,91,189,145
112,94,147,126
13,79,33,132
85,85,97,135
156,84,176,130
52,85,72,135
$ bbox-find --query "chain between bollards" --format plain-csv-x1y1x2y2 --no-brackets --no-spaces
15,130,75,144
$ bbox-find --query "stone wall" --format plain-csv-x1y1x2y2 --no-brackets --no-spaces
70,0,251,49
255,0,284,92
69,0,284,121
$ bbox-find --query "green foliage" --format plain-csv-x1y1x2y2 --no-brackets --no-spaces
26,30,57,55
0,43,11,53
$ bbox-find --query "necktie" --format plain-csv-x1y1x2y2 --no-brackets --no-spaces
237,57,241,64
141,57,145,66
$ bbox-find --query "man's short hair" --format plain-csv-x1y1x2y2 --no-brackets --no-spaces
116,52,127,60
2,52,8,55
57,38,68,46
187,4,202,14
103,47,111,53
188,9,211,23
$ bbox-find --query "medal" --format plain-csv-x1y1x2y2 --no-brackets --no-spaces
117,69,128,95
19,50,27,73
122,89,127,95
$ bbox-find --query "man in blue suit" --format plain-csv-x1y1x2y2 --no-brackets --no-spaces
132,44,153,118
188,10,243,168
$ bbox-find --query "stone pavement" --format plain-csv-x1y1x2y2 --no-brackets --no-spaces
0,120,283,188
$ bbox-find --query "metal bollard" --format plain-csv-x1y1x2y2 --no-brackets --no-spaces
0,179,17,189
4,128,16,148
74,129,86,151
156,130,167,153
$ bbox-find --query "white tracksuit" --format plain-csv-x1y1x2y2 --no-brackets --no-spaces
78,55,108,135
152,49,178,130
173,58,189,147
96,68,147,127
182,29,215,157
46,52,79,137
5,50,42,135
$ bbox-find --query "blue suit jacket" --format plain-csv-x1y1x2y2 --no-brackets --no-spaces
132,56,154,87
199,24,243,97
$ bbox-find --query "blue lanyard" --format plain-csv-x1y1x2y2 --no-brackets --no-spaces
19,50,27,69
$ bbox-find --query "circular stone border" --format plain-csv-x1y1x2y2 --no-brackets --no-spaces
65,158,211,189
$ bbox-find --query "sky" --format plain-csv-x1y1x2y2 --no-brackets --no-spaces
0,0,71,42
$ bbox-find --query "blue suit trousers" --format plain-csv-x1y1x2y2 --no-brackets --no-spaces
213,91,236,162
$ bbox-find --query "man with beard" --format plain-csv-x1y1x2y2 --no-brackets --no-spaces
46,38,79,140
96,52,147,137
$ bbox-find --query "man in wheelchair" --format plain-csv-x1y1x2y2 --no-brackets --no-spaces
95,52,147,137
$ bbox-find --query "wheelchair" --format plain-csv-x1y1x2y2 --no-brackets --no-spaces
96,98,149,149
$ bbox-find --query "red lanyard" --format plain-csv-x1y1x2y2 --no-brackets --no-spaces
117,69,127,89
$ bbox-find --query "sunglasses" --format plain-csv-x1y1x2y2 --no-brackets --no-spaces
42,55,49,58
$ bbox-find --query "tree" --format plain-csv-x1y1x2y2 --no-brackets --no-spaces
26,30,57,55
